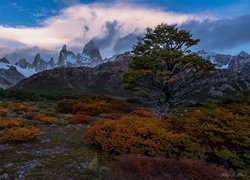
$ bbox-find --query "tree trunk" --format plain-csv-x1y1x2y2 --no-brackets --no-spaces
157,102,171,120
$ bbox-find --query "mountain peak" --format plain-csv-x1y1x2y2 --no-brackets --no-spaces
238,51,249,57
16,58,32,69
0,57,10,64
82,40,102,61
62,45,67,52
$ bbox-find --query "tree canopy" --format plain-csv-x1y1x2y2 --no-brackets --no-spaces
124,24,215,118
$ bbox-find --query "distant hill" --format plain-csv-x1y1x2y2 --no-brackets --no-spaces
12,52,250,98
13,53,133,96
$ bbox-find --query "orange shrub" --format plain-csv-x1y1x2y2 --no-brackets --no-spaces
113,155,232,180
0,119,24,129
1,126,40,141
71,114,94,124
0,108,7,117
9,103,33,112
128,109,156,118
72,98,133,115
33,113,59,124
85,115,202,158
170,101,250,174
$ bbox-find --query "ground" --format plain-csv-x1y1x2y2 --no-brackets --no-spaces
0,101,111,179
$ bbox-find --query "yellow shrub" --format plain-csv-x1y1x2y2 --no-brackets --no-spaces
85,115,202,158
72,98,133,115
1,126,40,141
0,119,24,129
33,113,59,124
9,103,33,112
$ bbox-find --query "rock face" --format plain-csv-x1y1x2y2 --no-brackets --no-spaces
56,40,105,67
0,59,25,89
15,58,33,69
48,58,55,68
82,40,102,61
198,50,250,74
0,57,10,64
14,53,133,96
32,53,48,72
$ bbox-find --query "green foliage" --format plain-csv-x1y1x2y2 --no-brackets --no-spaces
56,99,75,113
124,24,215,117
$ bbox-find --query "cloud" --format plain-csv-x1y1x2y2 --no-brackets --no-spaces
0,2,211,57
181,15,250,52
54,0,81,5
5,47,58,63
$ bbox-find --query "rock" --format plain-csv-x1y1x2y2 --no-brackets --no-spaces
82,40,102,61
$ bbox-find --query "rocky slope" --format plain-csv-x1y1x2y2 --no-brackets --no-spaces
13,52,250,97
198,50,250,74
0,58,25,89
14,53,133,96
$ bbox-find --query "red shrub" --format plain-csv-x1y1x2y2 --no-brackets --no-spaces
71,114,94,124
113,155,233,180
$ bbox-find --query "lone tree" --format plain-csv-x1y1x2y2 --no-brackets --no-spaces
124,24,215,119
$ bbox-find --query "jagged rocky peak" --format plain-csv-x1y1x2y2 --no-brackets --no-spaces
48,58,55,67
62,45,67,52
33,53,48,71
57,45,75,66
238,51,249,57
0,57,10,64
15,58,32,69
82,40,102,61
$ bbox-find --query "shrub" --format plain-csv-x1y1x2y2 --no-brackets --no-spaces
9,103,33,112
170,101,250,174
72,97,133,115
0,119,24,129
56,99,74,113
128,109,156,118
24,113,59,124
0,108,7,117
85,115,203,158
1,126,40,141
71,114,94,124
113,155,232,180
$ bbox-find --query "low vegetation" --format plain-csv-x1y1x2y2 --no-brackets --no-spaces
1,126,40,141
71,114,95,124
85,114,202,158
0,119,24,129
28,113,60,124
9,103,33,112
0,94,249,178
113,155,232,180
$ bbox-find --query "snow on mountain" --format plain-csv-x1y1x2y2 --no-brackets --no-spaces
198,50,250,72
0,40,118,80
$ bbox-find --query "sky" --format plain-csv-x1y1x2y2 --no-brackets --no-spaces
0,0,250,62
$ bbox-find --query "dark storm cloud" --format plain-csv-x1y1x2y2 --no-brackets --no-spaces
93,21,121,49
181,15,250,51
113,33,139,54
